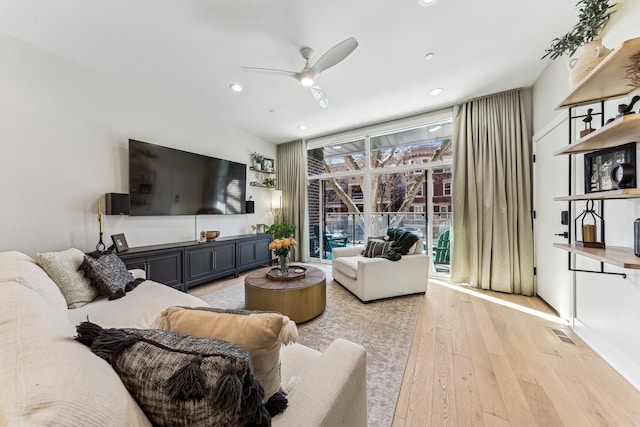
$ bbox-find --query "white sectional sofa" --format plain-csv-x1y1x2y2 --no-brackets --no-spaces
332,243,430,302
0,250,367,427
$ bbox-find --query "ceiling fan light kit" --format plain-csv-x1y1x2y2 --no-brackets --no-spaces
243,37,358,108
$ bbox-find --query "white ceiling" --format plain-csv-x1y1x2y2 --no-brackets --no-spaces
0,0,578,144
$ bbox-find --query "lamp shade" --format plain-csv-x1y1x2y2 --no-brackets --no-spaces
271,190,282,209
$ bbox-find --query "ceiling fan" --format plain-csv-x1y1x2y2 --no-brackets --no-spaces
242,37,358,108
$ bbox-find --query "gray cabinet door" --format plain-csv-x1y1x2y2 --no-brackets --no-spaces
237,235,271,271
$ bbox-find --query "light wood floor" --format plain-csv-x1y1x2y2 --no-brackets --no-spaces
189,265,640,426
393,279,640,427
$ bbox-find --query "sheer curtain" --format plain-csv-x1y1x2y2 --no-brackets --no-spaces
276,140,309,261
451,89,534,295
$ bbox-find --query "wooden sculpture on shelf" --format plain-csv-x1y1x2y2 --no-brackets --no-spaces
580,108,595,137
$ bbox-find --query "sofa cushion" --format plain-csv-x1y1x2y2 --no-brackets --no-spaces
68,280,208,329
79,253,142,300
0,282,151,427
35,248,99,308
0,251,67,313
75,322,272,426
154,306,298,402
362,240,394,258
333,256,359,280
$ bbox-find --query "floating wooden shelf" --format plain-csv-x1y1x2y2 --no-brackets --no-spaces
553,188,640,201
250,166,276,174
557,37,640,109
553,243,640,270
554,114,640,155
250,182,276,188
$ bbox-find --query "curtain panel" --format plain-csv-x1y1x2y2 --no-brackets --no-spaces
276,140,309,261
451,89,534,295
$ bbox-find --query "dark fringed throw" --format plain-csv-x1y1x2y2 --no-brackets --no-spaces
74,321,273,426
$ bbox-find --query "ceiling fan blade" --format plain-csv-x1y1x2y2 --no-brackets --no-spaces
310,85,329,109
241,67,298,79
310,37,358,74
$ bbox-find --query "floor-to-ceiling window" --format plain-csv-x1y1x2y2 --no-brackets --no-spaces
307,110,453,275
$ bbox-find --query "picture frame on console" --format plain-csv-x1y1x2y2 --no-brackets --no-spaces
111,233,129,252
256,224,266,234
584,142,636,193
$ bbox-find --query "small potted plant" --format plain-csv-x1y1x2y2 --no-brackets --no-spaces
542,0,616,87
263,177,276,188
251,151,264,170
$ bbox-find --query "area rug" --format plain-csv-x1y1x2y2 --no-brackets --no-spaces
198,268,422,427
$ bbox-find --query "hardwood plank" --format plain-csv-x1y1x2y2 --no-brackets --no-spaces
430,326,457,426
453,354,484,426
518,379,564,427
450,289,471,358
482,412,511,427
489,353,537,426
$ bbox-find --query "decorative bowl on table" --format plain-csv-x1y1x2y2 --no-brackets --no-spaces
206,231,220,241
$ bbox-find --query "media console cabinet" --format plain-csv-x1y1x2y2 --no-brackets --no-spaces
117,234,272,292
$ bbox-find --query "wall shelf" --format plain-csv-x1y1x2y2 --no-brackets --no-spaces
553,243,640,270
557,37,640,109
250,166,276,175
553,188,640,201
250,182,276,188
554,114,640,155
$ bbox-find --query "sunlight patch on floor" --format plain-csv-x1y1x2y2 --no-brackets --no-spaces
430,278,569,325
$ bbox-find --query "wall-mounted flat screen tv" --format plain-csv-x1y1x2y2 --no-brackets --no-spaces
129,139,246,216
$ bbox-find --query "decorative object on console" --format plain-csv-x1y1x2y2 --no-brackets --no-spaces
110,233,129,252
574,200,605,248
75,322,274,426
255,223,266,234
584,142,636,193
205,231,220,241
96,201,106,251
541,0,615,87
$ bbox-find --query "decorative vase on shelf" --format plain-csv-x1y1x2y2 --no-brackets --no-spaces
567,39,611,88
277,253,290,276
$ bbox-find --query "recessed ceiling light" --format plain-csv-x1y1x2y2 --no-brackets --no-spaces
424,52,435,60
429,87,444,96
229,83,243,92
419,0,439,7
333,145,342,150
428,125,442,132
299,125,307,130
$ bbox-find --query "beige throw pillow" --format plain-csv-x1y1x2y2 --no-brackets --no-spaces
153,306,298,400
35,248,99,308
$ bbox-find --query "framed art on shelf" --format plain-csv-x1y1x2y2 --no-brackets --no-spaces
262,158,274,172
584,142,636,193
110,233,129,252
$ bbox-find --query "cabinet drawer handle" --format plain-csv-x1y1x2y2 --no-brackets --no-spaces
212,252,216,270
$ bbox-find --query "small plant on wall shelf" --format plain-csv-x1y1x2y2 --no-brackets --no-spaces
541,0,615,60
263,177,276,188
251,151,264,169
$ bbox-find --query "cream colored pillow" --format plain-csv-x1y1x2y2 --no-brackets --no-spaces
35,248,99,308
154,306,298,400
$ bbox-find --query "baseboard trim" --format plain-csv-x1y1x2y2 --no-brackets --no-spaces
573,319,640,392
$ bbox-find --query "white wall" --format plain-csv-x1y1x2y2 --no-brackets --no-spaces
532,0,640,390
0,32,276,256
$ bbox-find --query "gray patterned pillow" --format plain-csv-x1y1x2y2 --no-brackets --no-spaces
80,254,140,300
35,248,99,308
75,322,272,426
362,240,394,258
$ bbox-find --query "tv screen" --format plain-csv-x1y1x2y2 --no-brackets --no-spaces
129,139,246,216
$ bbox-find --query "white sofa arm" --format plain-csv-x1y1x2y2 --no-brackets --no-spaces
277,338,367,427
357,254,429,301
332,245,364,259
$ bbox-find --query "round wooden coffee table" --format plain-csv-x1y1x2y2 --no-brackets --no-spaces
244,265,326,323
